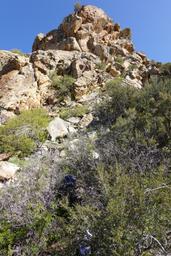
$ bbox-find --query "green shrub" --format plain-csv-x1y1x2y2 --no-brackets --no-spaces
115,55,124,65
91,165,171,255
2,77,171,255
159,62,171,77
9,156,28,168
133,79,171,148
0,203,53,255
96,77,138,124
97,77,171,148
1,161,170,255
96,62,106,71
10,49,28,57
59,105,89,119
0,134,36,157
0,221,29,254
0,108,50,157
50,74,76,101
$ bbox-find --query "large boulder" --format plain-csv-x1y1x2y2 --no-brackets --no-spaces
0,161,20,181
47,117,69,141
62,14,83,36
0,50,26,75
77,5,110,24
57,37,81,51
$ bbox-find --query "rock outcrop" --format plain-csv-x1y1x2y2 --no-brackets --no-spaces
0,5,159,116
0,51,40,112
32,5,132,56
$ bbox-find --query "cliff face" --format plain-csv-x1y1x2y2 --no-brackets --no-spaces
0,5,158,119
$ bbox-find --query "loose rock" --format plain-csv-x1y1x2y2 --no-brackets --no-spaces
0,161,20,181
47,117,69,141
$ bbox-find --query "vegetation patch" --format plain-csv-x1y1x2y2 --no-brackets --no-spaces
59,105,89,120
9,156,28,168
159,62,171,78
115,55,124,65
96,62,106,71
50,73,76,102
10,49,28,57
1,77,171,255
0,108,50,157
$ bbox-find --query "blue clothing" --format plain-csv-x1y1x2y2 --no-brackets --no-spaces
64,175,76,187
79,245,91,255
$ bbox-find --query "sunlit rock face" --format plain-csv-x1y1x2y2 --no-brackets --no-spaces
0,5,159,114
32,5,133,56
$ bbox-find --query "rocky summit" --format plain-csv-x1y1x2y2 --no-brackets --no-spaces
1,5,171,256
0,5,158,117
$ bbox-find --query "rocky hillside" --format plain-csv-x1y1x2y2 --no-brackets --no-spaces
0,5,171,256
0,5,158,118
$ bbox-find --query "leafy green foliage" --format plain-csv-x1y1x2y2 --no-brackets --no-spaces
159,62,171,78
96,62,106,71
133,79,171,148
9,156,28,168
91,165,171,255
0,221,29,255
96,77,137,124
50,74,76,101
97,77,171,149
0,109,50,156
59,105,89,119
1,78,171,255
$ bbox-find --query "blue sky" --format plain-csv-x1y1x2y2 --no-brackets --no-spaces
0,0,171,62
